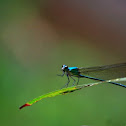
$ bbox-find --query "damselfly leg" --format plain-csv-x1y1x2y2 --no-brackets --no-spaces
61,73,70,89
57,71,65,77
77,77,80,85
70,76,76,86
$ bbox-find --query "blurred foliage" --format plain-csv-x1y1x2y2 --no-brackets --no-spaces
1,1,126,126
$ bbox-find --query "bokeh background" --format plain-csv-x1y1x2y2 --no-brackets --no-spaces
1,1,126,126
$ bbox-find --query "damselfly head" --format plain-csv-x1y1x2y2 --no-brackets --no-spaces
62,65,68,71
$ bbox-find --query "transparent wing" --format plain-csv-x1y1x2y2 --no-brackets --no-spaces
79,62,126,80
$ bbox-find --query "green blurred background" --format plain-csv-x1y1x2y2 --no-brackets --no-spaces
1,1,126,126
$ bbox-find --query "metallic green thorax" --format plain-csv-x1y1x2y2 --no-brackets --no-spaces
68,67,80,76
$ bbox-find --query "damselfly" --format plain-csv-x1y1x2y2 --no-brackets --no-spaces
58,63,126,88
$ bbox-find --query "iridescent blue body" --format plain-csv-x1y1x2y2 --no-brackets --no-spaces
58,63,126,88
